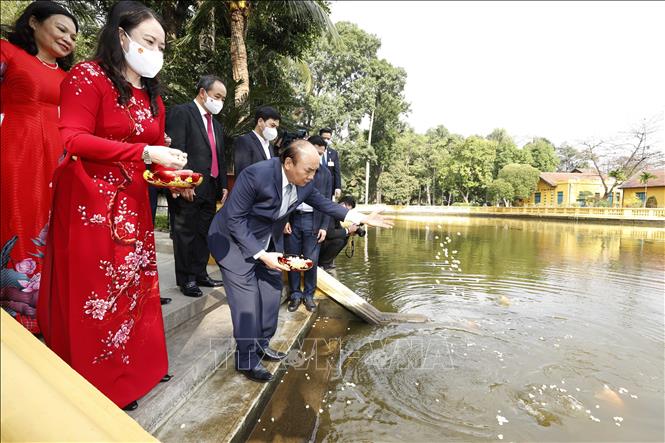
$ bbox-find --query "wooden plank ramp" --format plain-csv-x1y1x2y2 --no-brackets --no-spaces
315,269,429,325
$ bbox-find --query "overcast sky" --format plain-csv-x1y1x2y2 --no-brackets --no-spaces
330,1,665,148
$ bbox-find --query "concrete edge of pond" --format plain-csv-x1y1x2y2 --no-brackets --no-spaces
153,305,317,443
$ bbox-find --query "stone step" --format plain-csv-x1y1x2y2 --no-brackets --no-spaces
153,305,317,443
127,296,234,433
156,252,225,334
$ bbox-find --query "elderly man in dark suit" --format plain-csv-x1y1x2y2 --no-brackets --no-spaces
165,74,228,298
233,106,281,177
319,127,342,200
208,140,392,382
284,136,332,313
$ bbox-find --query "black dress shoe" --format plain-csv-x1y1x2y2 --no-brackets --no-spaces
160,297,172,305
122,400,138,411
180,281,203,297
304,298,317,312
287,298,301,312
160,374,173,382
258,347,287,361
237,364,273,382
196,276,223,287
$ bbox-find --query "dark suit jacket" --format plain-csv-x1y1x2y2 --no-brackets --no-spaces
233,131,274,177
323,146,342,191
289,165,332,235
325,217,348,241
208,158,348,274
165,101,227,199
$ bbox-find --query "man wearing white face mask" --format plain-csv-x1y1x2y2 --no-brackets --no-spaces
233,106,281,177
165,74,228,297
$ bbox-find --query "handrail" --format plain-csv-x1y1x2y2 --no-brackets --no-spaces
356,205,665,220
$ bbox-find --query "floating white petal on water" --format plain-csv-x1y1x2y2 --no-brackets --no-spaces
613,416,624,422
457,232,461,235
305,405,310,409
329,391,332,394
595,405,600,409
347,327,351,331
341,387,345,391
319,409,324,413
618,387,628,394
616,422,621,427
271,417,275,422
280,380,284,383
435,235,439,239
528,393,535,399
549,385,557,389
630,394,638,399
346,400,351,404
498,434,503,440
539,337,545,341
561,380,565,384
180,424,186,429
440,242,444,247
590,415,600,422
576,388,581,392
323,399,326,403
435,398,440,403
262,428,266,432
586,409,591,414
415,382,420,386
496,415,509,426
436,279,440,284
554,344,560,348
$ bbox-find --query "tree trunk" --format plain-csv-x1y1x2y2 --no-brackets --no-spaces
425,184,431,206
643,185,648,207
229,3,250,106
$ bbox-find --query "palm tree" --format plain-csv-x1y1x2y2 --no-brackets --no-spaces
638,171,657,207
187,1,335,108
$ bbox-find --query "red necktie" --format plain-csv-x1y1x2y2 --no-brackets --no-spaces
205,113,219,178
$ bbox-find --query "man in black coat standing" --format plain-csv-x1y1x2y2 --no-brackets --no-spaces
166,75,228,297
319,127,342,201
233,106,281,177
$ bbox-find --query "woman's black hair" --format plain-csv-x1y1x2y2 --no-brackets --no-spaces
94,1,164,116
6,0,79,71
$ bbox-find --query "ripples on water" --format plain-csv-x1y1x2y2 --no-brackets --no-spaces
316,218,665,442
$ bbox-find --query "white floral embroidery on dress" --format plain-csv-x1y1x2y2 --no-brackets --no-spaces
95,318,135,364
84,292,112,320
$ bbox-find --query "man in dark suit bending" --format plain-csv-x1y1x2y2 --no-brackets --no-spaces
233,106,280,177
207,140,392,382
166,75,228,298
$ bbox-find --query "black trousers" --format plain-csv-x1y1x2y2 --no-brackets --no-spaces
318,236,348,268
167,177,218,286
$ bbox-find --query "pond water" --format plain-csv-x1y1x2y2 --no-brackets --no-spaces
312,217,665,442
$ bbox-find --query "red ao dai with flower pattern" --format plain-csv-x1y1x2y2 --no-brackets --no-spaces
37,61,168,408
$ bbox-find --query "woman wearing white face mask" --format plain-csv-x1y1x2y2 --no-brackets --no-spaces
37,1,180,412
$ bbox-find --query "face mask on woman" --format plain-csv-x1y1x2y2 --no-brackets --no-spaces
122,31,164,78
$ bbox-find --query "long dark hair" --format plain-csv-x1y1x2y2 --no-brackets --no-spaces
6,0,79,71
94,1,164,116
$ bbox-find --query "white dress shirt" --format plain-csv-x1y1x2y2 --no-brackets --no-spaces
252,130,271,160
193,100,216,144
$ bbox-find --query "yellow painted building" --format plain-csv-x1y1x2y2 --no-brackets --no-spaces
528,171,619,207
619,169,665,208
